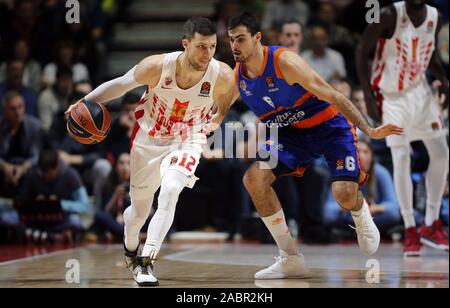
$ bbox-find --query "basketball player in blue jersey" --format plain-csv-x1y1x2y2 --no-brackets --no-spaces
225,13,404,279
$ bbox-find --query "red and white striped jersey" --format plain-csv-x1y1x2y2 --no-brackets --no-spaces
371,1,438,95
134,51,220,144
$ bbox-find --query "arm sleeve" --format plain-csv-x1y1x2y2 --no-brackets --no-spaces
85,66,142,103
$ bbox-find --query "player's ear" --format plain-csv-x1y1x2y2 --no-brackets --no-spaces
182,38,190,49
255,32,262,43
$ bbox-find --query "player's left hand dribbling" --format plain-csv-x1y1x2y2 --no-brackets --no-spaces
368,124,404,139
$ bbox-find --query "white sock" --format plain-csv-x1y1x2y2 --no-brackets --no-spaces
351,199,367,217
124,196,154,252
391,146,416,228
142,170,190,258
261,209,298,256
424,137,449,226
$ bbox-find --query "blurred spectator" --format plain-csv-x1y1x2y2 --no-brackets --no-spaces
38,67,74,131
42,40,90,87
324,139,401,238
351,86,375,129
94,152,131,240
310,2,355,56
215,0,242,38
0,39,42,93
214,0,241,67
57,130,111,210
438,22,449,71
330,78,352,99
105,92,140,162
302,25,347,81
18,148,90,239
262,0,310,31
0,91,44,197
0,59,38,117
278,19,303,52
350,86,392,172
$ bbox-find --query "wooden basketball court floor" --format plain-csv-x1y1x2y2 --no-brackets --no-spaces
0,243,448,288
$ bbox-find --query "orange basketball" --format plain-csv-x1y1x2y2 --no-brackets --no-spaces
67,100,111,144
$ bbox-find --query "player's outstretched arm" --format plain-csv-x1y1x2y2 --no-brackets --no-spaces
65,54,164,114
277,50,403,139
208,62,238,132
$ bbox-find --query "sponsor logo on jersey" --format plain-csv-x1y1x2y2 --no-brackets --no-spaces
265,109,306,128
199,82,211,97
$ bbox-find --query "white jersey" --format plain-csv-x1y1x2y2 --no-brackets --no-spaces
134,51,220,144
371,2,438,95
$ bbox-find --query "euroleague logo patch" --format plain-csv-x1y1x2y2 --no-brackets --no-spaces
170,156,178,165
336,159,344,171
199,82,211,97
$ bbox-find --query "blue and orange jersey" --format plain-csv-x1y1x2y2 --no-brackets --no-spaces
236,45,339,129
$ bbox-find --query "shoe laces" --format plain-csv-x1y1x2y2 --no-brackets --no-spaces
349,213,373,239
274,255,289,264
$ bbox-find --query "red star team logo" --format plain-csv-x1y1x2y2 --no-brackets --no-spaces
170,99,190,122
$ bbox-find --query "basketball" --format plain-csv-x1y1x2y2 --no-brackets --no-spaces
67,100,111,144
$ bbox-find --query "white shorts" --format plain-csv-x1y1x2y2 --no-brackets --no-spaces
382,80,446,147
130,128,203,200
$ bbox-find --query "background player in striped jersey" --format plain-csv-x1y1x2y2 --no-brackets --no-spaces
357,0,449,256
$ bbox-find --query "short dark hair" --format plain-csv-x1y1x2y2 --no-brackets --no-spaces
2,91,23,107
38,149,59,173
228,12,261,36
183,17,216,40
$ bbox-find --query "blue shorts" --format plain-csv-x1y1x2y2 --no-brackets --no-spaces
259,114,367,184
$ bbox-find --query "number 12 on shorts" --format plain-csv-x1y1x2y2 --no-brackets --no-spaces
179,153,197,172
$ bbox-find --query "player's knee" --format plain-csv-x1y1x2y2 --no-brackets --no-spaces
243,162,273,192
430,143,449,164
332,182,358,211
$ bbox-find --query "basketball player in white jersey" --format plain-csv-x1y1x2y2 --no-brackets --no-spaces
357,0,449,256
66,17,235,286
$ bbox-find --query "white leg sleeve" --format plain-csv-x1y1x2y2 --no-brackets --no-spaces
124,196,154,252
391,145,416,228
142,169,190,258
423,137,449,226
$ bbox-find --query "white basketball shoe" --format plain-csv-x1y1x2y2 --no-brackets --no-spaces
255,251,310,280
351,201,380,256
